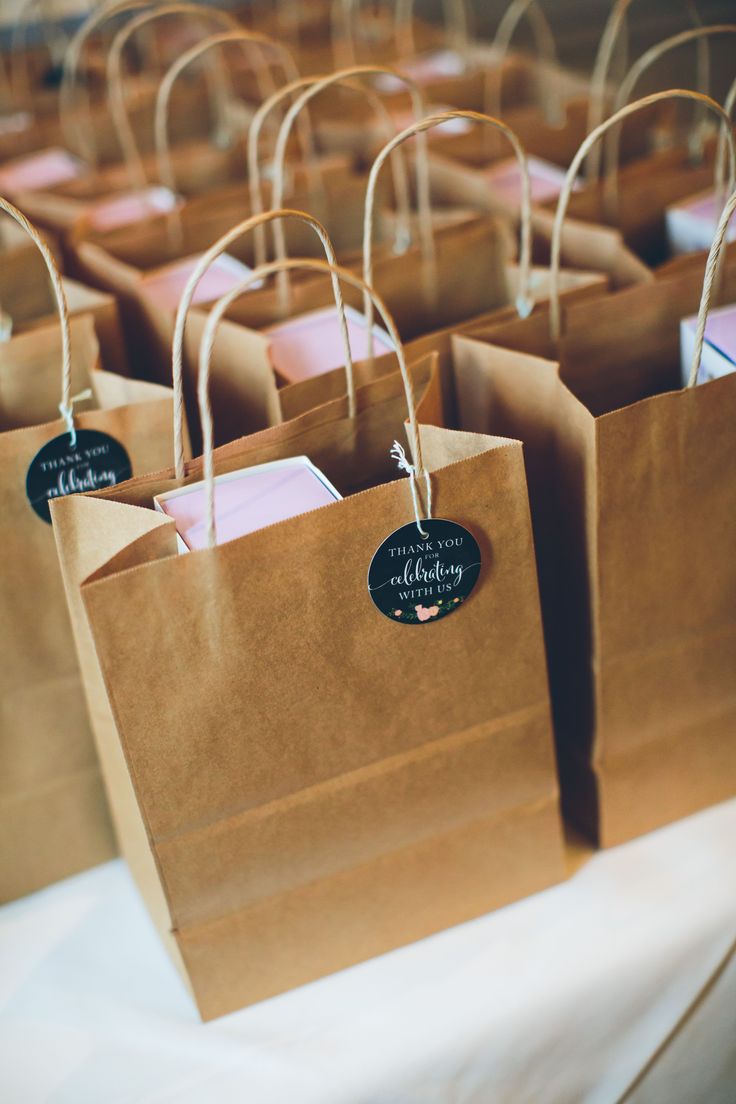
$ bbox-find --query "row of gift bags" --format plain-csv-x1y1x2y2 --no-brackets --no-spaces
1,6,735,1020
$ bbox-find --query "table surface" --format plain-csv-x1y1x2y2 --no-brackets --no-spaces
1,800,735,1104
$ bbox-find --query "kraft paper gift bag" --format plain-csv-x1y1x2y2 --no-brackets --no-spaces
0,229,128,378
51,259,565,1019
0,199,182,902
450,132,736,849
563,27,736,269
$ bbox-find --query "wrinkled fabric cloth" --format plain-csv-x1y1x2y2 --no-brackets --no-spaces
0,800,734,1104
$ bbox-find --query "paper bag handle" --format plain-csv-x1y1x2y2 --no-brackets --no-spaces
269,65,428,281
485,0,564,127
687,187,736,388
198,258,424,549
154,29,302,251
247,73,414,273
603,25,736,219
60,0,156,167
363,109,534,355
171,209,344,480
0,196,73,435
107,3,246,192
394,0,470,59
586,0,708,180
549,89,736,342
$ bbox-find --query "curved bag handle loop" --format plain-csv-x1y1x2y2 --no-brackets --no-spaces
394,0,470,60
604,25,736,218
170,209,346,480
587,0,709,180
485,0,564,127
549,89,736,342
0,196,74,438
60,0,152,167
688,187,736,387
248,74,414,271
268,66,426,275
107,2,247,192
363,109,534,356
198,257,426,549
154,30,304,252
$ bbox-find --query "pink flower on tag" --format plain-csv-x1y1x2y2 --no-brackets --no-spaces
416,605,432,622
394,609,402,616
428,606,439,618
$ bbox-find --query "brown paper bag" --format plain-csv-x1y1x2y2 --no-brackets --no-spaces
564,28,736,268
0,234,128,378
0,199,181,902
51,259,565,1019
449,133,736,848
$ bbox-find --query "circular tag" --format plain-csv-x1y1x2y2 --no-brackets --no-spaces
26,428,132,523
367,518,481,624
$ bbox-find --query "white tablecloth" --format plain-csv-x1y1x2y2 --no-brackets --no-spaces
1,801,735,1104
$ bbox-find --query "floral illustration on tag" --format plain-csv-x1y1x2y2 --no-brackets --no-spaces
368,519,481,625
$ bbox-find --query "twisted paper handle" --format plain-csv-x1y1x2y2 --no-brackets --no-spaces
0,196,72,434
363,109,535,355
60,0,152,167
586,0,709,180
549,89,736,342
603,25,736,220
107,2,244,191
485,0,563,127
687,188,736,388
170,209,346,480
268,64,427,291
197,257,423,549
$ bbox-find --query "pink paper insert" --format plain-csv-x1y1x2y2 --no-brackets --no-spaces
685,303,736,364
376,50,465,92
485,156,573,205
139,253,254,312
160,463,338,550
0,148,83,192
266,307,394,385
88,187,180,232
678,191,736,237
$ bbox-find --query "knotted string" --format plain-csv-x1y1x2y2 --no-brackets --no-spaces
391,440,432,539
58,388,92,448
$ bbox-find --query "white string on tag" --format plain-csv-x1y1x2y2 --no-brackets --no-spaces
58,387,92,449
391,440,432,539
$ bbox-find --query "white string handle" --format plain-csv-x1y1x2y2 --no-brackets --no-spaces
107,3,244,192
604,25,736,220
197,256,428,548
170,209,346,481
0,196,73,438
59,0,151,167
586,0,709,181
485,0,564,127
549,89,736,342
688,187,736,388
268,65,425,284
363,109,534,356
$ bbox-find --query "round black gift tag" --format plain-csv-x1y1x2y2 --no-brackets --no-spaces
367,518,481,624
26,428,132,523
